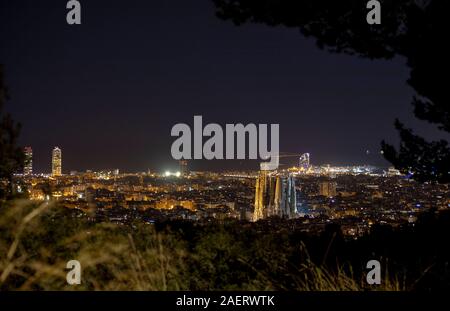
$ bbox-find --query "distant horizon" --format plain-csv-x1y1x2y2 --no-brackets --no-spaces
17,154,391,176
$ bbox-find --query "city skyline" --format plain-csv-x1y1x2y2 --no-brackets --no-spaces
18,144,394,175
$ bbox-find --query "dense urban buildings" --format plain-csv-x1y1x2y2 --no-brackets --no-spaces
319,181,337,197
14,148,450,238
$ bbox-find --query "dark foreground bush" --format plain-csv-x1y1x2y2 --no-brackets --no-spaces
1,200,449,290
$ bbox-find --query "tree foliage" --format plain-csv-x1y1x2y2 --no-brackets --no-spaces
0,65,24,198
212,0,450,183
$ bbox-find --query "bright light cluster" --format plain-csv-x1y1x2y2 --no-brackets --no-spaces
164,171,181,177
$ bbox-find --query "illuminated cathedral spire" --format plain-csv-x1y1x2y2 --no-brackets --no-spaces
253,168,297,221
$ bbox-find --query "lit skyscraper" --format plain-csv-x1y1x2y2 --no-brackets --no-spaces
52,147,62,176
23,146,33,175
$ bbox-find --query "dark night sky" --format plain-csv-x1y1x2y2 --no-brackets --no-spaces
0,0,445,173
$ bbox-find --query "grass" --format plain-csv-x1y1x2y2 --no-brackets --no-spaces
0,200,405,291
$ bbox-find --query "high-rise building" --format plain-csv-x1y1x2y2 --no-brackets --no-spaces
319,181,337,197
179,160,188,176
299,153,310,171
23,146,33,175
52,147,62,176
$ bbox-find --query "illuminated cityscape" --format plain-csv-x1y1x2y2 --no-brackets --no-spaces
13,148,449,238
1,0,449,297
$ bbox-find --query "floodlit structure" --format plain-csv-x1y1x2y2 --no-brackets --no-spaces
299,153,310,171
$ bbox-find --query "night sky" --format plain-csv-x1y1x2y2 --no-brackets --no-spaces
0,0,444,173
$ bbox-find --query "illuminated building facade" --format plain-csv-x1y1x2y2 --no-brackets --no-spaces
52,147,62,176
299,153,310,171
319,181,337,197
23,146,33,175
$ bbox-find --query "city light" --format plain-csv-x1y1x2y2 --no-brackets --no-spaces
164,171,181,177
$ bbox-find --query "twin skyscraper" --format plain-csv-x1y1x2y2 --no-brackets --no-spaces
22,146,62,176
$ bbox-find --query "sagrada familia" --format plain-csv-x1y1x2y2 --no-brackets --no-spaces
253,168,297,221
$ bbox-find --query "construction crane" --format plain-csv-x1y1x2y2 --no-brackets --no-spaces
260,152,310,169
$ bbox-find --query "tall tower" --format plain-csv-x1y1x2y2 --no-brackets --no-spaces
273,176,282,216
52,147,62,176
23,146,33,175
179,160,188,176
253,176,264,221
299,153,310,171
288,176,297,216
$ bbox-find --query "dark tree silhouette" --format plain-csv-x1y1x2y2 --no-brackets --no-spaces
0,65,24,198
212,0,450,183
